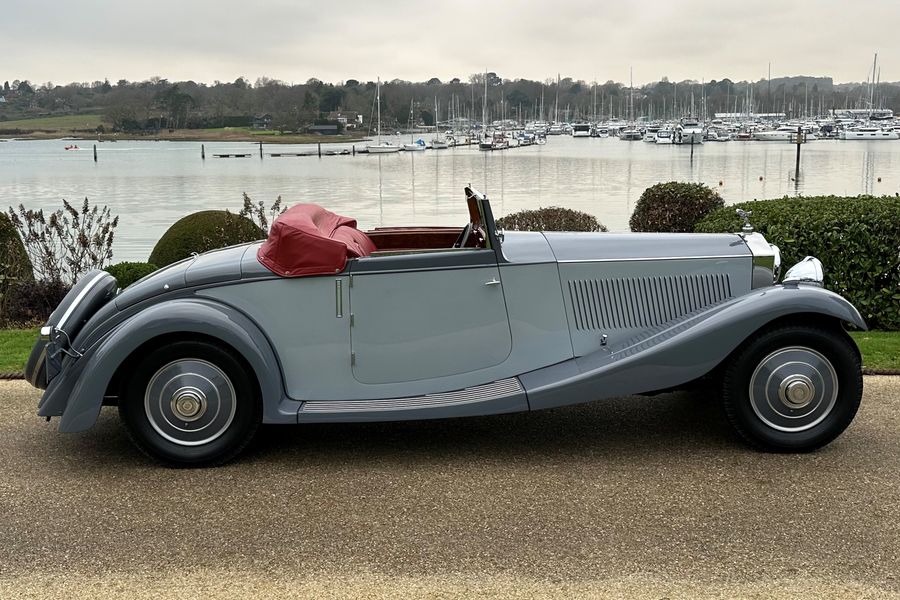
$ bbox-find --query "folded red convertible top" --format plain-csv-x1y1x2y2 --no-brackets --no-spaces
257,204,376,277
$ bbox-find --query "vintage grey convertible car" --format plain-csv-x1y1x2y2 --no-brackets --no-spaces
26,188,865,466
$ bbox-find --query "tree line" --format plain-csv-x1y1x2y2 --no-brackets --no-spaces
2,73,899,132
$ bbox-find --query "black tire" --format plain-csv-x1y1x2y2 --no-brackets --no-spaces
721,324,862,452
119,340,261,467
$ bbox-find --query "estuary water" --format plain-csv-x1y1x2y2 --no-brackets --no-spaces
1,136,898,262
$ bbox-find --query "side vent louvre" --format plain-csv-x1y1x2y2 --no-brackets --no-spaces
567,274,732,331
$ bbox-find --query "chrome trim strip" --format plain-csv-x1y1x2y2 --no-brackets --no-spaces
557,255,748,263
56,272,108,330
301,378,524,413
335,279,343,318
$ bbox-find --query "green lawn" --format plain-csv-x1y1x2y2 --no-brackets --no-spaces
0,328,897,375
0,114,106,130
0,328,38,372
850,331,900,371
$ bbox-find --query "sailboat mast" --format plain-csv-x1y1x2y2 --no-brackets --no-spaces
483,69,488,138
629,67,633,122
376,77,381,144
555,73,560,123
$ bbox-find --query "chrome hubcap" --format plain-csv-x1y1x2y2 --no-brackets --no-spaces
749,346,838,433
144,359,236,446
170,386,207,421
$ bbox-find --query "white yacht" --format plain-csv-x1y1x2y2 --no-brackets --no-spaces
642,130,657,143
619,127,643,141
655,127,674,144
366,78,400,154
839,126,900,140
674,118,704,145
753,125,817,142
571,123,591,137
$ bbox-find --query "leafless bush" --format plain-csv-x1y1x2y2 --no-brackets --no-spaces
237,193,286,232
7,198,119,284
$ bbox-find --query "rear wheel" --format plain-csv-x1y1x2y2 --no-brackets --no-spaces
721,324,862,452
119,340,261,467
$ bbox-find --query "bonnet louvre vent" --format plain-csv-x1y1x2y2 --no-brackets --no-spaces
567,274,732,331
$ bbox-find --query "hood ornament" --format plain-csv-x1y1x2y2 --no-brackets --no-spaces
736,209,754,235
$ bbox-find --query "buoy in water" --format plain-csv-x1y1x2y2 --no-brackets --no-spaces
718,180,723,186
877,177,882,182
759,176,764,181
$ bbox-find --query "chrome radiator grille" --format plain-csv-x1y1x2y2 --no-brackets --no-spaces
566,273,733,331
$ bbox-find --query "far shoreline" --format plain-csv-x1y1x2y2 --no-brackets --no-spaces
1,129,372,145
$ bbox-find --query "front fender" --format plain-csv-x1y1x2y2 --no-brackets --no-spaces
42,298,293,433
521,284,866,410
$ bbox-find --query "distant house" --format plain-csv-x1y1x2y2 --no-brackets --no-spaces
251,114,272,130
326,111,362,129
307,124,340,135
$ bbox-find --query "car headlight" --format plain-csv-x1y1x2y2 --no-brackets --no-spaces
783,256,824,286
771,245,782,283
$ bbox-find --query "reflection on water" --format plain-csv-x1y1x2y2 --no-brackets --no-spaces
2,137,899,262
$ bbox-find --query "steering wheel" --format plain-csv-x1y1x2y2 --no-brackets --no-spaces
452,222,473,248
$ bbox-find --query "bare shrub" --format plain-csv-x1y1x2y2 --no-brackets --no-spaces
7,198,119,284
238,193,286,232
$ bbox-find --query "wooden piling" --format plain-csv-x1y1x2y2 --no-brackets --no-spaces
352,145,355,156
201,144,205,160
318,143,322,158
93,144,97,162
259,141,263,159
795,126,802,180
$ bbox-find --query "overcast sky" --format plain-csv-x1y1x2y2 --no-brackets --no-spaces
4,0,897,87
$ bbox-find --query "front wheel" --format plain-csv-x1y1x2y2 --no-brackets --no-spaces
119,340,261,467
721,324,863,452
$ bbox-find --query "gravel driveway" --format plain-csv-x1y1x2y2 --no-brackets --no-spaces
1,378,899,599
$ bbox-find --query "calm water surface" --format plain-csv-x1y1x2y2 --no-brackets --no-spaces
1,137,898,262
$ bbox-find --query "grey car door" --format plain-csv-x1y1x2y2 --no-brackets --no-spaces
348,249,512,385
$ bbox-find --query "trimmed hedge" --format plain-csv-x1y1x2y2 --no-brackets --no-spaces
1,213,34,318
105,261,158,288
630,182,724,233
148,211,264,268
695,195,900,330
496,207,607,232
1,280,70,327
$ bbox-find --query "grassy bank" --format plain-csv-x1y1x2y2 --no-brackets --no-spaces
0,116,368,144
0,328,896,375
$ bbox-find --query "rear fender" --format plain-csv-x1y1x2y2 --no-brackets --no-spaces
521,284,866,410
43,298,293,433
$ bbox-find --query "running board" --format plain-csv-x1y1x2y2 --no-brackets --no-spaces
296,378,527,423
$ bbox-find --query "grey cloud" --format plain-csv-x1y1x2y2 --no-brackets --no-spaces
3,0,897,85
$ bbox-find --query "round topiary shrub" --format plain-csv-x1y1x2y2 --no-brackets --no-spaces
630,182,724,233
696,195,900,330
149,211,264,268
1,213,34,321
496,207,607,232
105,261,158,288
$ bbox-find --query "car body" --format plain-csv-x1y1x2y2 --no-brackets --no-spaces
26,188,866,466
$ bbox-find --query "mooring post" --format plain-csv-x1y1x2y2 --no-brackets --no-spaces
352,145,355,156
259,141,263,159
318,143,322,158
795,126,802,180
690,134,694,162
201,144,205,160
93,144,97,162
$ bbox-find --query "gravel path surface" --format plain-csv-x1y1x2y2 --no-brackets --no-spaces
1,378,899,599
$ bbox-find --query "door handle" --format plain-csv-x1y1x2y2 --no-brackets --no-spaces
484,278,501,286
